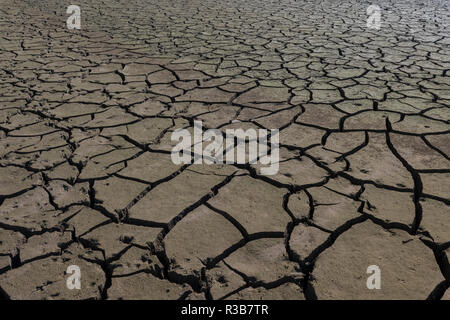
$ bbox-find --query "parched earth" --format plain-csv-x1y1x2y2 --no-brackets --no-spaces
0,0,449,300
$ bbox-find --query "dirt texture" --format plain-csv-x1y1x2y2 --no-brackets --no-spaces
0,0,449,300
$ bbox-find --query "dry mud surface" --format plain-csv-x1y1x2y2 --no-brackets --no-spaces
0,0,449,300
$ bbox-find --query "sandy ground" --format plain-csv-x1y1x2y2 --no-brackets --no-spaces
0,0,449,300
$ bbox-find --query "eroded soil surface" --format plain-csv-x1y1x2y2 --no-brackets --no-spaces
0,0,449,300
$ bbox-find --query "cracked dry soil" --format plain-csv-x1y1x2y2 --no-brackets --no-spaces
0,0,449,300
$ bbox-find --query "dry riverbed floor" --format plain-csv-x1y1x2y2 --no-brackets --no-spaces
0,0,449,300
